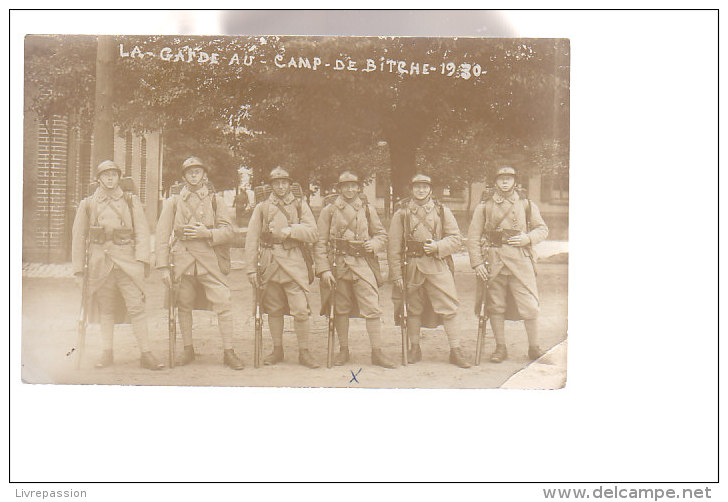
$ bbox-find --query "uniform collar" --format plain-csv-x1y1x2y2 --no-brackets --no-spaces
181,183,209,200
410,197,434,213
95,185,124,202
493,189,519,204
270,190,295,205
335,195,362,211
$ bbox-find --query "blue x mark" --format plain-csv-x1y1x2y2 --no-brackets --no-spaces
349,368,362,384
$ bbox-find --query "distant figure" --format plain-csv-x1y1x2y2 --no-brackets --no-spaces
233,188,249,227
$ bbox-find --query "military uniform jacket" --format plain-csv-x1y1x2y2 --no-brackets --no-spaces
72,185,150,296
155,184,235,286
465,189,548,301
388,198,463,283
314,195,387,291
244,191,318,291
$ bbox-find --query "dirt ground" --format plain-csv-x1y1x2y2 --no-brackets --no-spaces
21,260,567,389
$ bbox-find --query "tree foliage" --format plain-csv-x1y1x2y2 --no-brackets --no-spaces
24,35,569,197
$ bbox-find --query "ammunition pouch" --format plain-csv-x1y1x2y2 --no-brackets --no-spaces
485,229,521,247
405,240,426,258
112,228,135,245
88,226,106,244
332,238,369,257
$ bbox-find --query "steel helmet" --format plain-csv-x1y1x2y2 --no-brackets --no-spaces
410,173,432,185
269,167,292,182
181,156,207,173
337,171,360,185
95,160,122,178
495,166,517,178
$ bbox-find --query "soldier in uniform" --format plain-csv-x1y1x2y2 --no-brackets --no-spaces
388,173,471,368
155,156,244,370
244,167,320,368
72,160,164,370
315,171,397,368
465,166,549,362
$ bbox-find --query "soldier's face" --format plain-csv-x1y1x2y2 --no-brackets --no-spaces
98,170,120,190
339,181,360,201
272,179,291,197
411,182,431,201
496,175,515,192
184,167,206,186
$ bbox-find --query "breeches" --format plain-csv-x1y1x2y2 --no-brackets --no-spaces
96,267,145,317
407,270,459,319
177,273,232,314
334,276,381,319
487,272,539,320
263,280,311,320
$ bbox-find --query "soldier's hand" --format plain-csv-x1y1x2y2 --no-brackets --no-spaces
423,240,438,256
363,240,375,253
475,264,489,282
160,268,172,288
184,223,212,240
280,226,292,239
394,278,404,291
248,273,258,287
321,271,336,287
74,273,84,288
507,233,530,247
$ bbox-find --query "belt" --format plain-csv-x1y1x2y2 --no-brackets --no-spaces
332,238,368,257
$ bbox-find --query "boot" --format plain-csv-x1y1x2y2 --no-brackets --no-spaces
141,352,164,370
223,349,245,370
334,347,350,366
449,347,472,368
528,345,545,361
264,346,284,365
408,344,422,363
490,344,507,363
178,345,195,366
95,350,113,369
298,349,320,369
371,348,397,369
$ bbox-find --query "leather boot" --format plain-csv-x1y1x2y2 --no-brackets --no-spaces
299,349,320,369
408,344,422,363
528,345,545,360
490,344,507,363
223,349,245,370
264,346,284,365
178,345,195,366
449,347,472,368
95,350,113,369
334,347,350,366
371,349,397,369
141,352,164,370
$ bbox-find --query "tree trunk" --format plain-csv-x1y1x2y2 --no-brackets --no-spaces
92,36,115,167
387,135,417,202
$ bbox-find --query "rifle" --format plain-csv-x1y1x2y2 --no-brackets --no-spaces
326,238,337,368
474,258,490,366
253,245,263,368
400,209,409,366
75,230,91,369
168,257,177,368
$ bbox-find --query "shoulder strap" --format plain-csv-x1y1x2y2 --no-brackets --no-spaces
524,198,532,232
124,192,135,231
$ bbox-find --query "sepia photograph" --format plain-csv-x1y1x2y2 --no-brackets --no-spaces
10,7,719,494
22,33,569,389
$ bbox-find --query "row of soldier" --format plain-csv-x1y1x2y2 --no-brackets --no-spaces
72,157,548,371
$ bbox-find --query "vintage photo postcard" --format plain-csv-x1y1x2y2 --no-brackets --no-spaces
22,35,569,389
